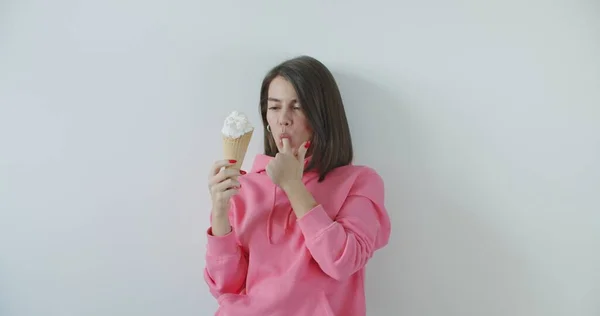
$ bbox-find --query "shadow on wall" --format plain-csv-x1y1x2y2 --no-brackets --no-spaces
332,71,547,316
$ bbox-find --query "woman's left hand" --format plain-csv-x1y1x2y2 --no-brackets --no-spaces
266,139,310,190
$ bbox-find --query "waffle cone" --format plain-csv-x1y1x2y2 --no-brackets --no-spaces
222,130,253,170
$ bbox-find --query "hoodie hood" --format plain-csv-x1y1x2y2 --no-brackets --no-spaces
249,154,316,244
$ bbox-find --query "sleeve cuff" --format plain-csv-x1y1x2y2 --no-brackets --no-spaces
297,204,335,241
206,227,240,256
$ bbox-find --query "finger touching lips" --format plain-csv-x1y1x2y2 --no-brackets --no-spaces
281,138,292,152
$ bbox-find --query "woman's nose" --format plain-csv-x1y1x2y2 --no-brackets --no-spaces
278,110,292,126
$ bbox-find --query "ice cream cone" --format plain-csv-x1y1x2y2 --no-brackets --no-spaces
221,111,254,170
223,130,253,170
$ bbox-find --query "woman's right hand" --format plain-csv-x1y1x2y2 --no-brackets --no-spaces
208,159,244,216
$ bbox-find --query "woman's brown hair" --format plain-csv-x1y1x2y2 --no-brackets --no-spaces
259,55,353,181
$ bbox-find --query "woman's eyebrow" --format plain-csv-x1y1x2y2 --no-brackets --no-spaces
267,97,298,103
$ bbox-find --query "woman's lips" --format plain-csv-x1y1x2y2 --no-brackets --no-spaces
278,133,292,146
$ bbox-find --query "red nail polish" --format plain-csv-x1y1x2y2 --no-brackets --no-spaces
240,170,247,175
229,159,237,163
304,141,311,148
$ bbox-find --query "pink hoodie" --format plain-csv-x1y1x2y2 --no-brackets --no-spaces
204,154,391,316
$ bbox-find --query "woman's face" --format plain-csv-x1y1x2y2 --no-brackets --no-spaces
266,76,313,154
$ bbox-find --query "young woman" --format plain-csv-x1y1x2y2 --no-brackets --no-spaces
204,55,391,316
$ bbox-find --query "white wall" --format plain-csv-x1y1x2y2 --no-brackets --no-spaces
1,1,599,315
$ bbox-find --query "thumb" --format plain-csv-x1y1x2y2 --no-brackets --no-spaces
297,141,310,163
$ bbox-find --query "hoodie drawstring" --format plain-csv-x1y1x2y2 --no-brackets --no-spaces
267,185,296,244
267,185,277,244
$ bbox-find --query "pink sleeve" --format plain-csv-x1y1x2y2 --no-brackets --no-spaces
296,170,391,281
203,209,248,298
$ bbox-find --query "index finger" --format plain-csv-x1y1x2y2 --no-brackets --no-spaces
282,138,292,154
210,159,237,176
